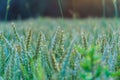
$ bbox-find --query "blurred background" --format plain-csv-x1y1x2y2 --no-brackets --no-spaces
0,0,120,20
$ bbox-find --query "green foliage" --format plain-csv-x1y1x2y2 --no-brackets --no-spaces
75,45,111,80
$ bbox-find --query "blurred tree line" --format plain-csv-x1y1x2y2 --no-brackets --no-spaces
0,0,120,20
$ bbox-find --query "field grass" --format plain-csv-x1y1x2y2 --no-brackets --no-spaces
0,18,120,80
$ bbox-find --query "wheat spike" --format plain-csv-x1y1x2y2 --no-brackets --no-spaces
26,29,32,51
34,33,42,60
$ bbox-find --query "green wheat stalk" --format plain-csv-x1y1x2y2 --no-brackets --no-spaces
5,0,11,21
57,0,66,27
57,0,64,18
102,0,106,17
112,0,119,17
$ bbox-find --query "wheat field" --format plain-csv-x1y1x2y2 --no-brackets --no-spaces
0,18,120,80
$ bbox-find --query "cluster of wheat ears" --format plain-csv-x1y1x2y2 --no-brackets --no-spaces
0,23,120,80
